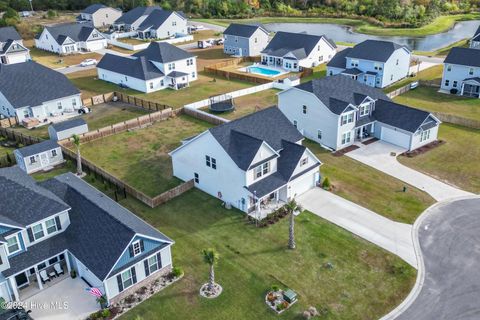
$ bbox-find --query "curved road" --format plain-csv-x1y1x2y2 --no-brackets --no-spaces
393,197,480,320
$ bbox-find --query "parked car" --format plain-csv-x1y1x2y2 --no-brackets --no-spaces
198,40,213,49
214,38,224,45
80,59,97,67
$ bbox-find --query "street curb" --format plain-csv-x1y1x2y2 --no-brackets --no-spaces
380,195,480,320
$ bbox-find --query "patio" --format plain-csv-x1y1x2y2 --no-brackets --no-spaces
248,189,287,220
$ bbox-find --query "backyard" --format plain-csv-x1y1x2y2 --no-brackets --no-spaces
77,115,212,196
384,64,443,93
398,124,480,194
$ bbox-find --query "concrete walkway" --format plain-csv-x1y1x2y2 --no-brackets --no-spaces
347,141,473,201
297,188,417,268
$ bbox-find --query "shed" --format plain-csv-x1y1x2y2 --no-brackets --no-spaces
14,140,64,174
48,118,88,141
283,289,297,303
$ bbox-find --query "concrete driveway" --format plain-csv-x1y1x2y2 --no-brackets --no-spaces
347,141,472,201
298,188,416,268
386,197,480,320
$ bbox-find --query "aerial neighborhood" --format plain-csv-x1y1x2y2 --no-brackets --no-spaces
0,2,478,320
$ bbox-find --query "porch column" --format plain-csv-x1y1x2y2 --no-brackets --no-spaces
35,268,43,290
8,277,19,301
460,83,465,95
65,252,71,273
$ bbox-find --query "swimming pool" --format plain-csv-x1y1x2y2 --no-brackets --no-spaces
245,66,282,77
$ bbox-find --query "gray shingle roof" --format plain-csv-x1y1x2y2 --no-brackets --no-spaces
209,106,303,171
223,23,267,38
0,167,70,227
294,75,389,115
342,68,363,75
138,10,184,31
444,47,480,68
133,42,194,63
0,61,80,109
15,140,59,158
82,4,107,14
0,26,21,43
97,54,165,80
262,31,336,59
114,6,162,25
326,47,351,68
473,25,480,42
347,40,409,62
50,118,87,132
44,23,98,44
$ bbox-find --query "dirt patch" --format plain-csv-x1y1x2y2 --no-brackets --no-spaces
362,138,379,145
332,145,360,157
400,140,445,157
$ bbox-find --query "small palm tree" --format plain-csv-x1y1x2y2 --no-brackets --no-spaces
286,199,303,250
72,134,82,176
202,248,219,291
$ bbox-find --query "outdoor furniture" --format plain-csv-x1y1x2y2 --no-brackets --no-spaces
283,289,297,303
39,270,50,284
54,263,64,276
49,271,56,279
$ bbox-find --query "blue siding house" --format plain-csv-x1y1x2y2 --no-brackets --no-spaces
442,47,480,97
326,40,411,88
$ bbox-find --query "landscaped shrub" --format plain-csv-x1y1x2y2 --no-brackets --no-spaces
271,285,279,292
450,88,458,94
322,177,331,190
70,269,77,278
136,286,148,295
171,266,184,278
124,295,136,304
101,308,111,318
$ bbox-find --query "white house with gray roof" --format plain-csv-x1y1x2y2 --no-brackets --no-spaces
0,167,174,307
442,47,480,97
97,42,197,92
326,40,411,88
0,26,30,65
470,25,480,49
48,118,89,141
261,31,336,72
223,24,269,57
278,75,440,151
14,140,64,174
170,107,321,219
0,61,82,123
79,4,122,28
34,23,107,54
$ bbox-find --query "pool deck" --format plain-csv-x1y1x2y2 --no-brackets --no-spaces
238,64,289,78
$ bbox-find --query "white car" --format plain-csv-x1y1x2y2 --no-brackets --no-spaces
80,59,97,67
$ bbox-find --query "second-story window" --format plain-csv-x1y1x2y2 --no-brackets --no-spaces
132,241,142,256
45,218,57,234
359,104,370,116
300,158,308,166
32,223,45,240
469,68,474,75
447,65,451,71
302,105,307,114
6,235,20,255
206,155,216,169
254,162,270,179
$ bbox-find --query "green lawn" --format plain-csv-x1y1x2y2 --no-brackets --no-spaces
413,38,469,57
113,189,415,320
398,124,480,194
394,86,480,122
78,115,212,197
305,141,435,224
301,63,327,83
384,65,443,93
0,137,16,156
27,43,102,69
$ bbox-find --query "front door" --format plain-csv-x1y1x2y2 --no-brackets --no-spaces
15,272,29,288
40,153,49,167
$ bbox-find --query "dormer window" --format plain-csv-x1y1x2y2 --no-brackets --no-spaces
32,223,45,240
45,218,58,234
254,162,270,179
6,235,20,255
132,240,142,256
302,105,307,114
359,104,370,117
447,65,451,72
350,60,359,67
469,68,474,75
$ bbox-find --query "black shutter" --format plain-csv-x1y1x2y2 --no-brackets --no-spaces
27,228,34,242
156,252,162,269
131,267,137,284
139,240,144,253
128,245,134,258
144,260,150,277
116,274,123,292
55,216,62,230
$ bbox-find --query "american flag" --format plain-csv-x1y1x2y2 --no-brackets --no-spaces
86,287,103,298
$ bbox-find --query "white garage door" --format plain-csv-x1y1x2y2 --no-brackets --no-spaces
87,40,106,51
289,171,315,197
381,127,411,149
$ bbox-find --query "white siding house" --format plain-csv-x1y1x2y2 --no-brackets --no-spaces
79,4,122,28
0,27,30,65
14,140,64,174
48,118,89,141
223,24,269,57
442,47,480,98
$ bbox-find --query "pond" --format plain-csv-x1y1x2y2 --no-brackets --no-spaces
265,20,480,51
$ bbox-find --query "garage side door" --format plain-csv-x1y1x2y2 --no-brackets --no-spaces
76,259,104,291
381,127,411,149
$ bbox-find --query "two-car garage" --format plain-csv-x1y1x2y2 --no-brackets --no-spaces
378,125,412,150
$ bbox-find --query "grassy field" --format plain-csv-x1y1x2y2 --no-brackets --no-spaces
78,115,211,196
0,137,16,156
394,86,480,122
305,141,435,224
398,124,480,194
384,65,443,93
301,63,327,83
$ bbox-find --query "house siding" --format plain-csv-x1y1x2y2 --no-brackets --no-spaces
90,8,122,28
14,94,82,123
441,63,480,93
14,146,64,174
381,48,411,88
111,236,166,272
224,29,269,57
150,13,187,39
49,123,89,141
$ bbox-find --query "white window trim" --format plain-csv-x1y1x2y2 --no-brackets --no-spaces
121,269,134,289
147,253,160,274
45,218,57,235
132,240,142,257
32,223,45,241
6,234,21,255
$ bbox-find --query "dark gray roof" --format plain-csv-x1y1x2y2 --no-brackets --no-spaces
342,68,363,75
50,118,87,132
294,75,389,114
326,47,350,68
15,140,59,158
209,107,303,171
168,70,188,77
133,42,194,63
464,77,480,83
262,31,336,59
138,10,183,31
473,25,480,42
0,26,21,43
44,23,98,44
445,47,480,68
82,4,107,14
97,54,164,80
347,40,409,62
0,167,70,227
246,171,286,198
0,39,28,54
114,6,162,25
0,61,80,109
223,23,267,38
373,99,436,133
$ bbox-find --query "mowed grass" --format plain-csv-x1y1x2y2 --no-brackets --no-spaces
394,86,480,122
413,38,469,57
113,189,415,320
398,124,480,193
385,64,443,93
305,141,435,224
78,115,212,196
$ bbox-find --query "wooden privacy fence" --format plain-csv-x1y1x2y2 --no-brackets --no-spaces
0,117,18,128
82,92,115,107
183,107,228,125
0,127,43,145
115,92,175,112
432,112,480,129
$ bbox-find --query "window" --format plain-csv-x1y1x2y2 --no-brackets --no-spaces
341,132,351,145
147,255,160,273
254,37,257,43
37,262,46,270
132,240,142,256
57,102,62,110
45,218,57,234
341,113,354,125
6,235,20,255
72,99,77,108
121,269,134,289
359,104,370,116
293,120,297,128
350,60,359,67
300,157,308,166
453,81,458,88
469,68,474,75
149,82,153,89
420,129,431,142
444,79,450,86
211,157,217,169
302,105,307,114
390,74,393,81
396,59,399,65
447,65,451,71
191,71,196,78
48,257,58,265
32,223,44,240
235,36,238,42
194,173,199,183
262,162,269,175
206,155,211,167
363,75,367,82
254,162,270,179
317,130,322,140
205,155,217,169
329,70,333,76
124,76,128,82
347,113,354,123
319,55,323,62
29,156,36,164
161,80,164,86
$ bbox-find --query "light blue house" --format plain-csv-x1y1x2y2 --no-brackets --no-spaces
442,47,480,97
326,40,411,88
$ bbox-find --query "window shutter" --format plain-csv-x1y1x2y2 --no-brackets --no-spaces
144,260,150,277
128,245,134,258
116,274,123,292
139,239,144,253
27,228,34,242
131,267,137,284
156,252,162,269
55,216,62,230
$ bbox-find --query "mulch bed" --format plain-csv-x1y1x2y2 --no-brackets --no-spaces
332,145,360,157
400,140,445,158
362,137,379,145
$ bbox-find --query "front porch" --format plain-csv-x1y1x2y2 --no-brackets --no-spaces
18,261,69,300
460,79,480,98
354,122,374,142
248,188,287,220
166,72,190,90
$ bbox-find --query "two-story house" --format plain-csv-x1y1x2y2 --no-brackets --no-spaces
78,4,122,28
326,40,411,88
470,25,480,49
35,23,107,54
278,75,440,151
97,42,197,92
261,31,336,72
0,61,82,123
223,24,269,57
170,107,321,219
442,47,480,97
0,27,30,65
0,167,174,306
